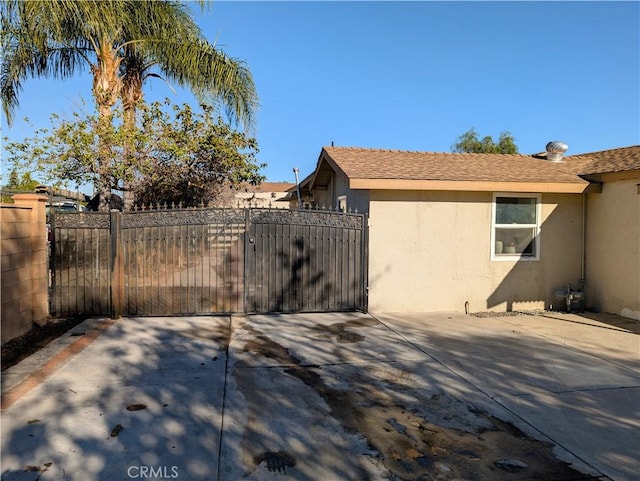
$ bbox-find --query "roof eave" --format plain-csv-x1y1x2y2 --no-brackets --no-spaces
348,178,594,194
309,148,350,191
579,169,640,182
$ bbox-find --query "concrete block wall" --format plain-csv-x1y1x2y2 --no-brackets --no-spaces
1,194,49,344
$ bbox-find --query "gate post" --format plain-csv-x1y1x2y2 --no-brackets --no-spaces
110,209,124,318
242,208,250,313
362,212,369,313
49,209,57,316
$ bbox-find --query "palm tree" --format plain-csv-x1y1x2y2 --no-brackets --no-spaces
118,28,256,209
2,0,124,209
1,1,119,124
1,0,257,211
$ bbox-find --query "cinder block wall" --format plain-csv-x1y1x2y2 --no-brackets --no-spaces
1,194,49,344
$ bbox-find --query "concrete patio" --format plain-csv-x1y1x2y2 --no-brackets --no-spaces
1,311,638,480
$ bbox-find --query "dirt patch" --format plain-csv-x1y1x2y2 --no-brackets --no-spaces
1,318,86,371
294,369,585,480
240,328,590,481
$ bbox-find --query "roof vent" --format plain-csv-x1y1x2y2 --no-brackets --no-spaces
546,141,568,162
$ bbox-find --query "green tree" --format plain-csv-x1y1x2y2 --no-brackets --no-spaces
452,128,518,154
118,32,256,209
1,0,257,210
1,169,40,202
5,169,39,191
3,101,265,208
132,103,264,207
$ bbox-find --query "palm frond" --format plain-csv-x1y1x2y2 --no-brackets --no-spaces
113,1,257,129
0,0,130,124
144,36,258,129
2,0,257,129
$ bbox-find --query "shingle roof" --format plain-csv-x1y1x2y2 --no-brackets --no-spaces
567,145,640,175
254,182,296,193
321,146,590,184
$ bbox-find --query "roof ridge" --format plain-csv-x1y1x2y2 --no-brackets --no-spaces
325,145,535,157
567,144,640,158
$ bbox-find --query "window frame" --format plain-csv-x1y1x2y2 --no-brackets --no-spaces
491,193,541,261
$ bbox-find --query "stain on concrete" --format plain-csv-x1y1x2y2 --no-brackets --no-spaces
320,317,378,344
110,424,124,437
236,327,591,481
254,451,296,473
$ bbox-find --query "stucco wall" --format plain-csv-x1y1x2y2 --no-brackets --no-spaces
234,191,290,208
585,179,640,320
1,194,49,344
367,190,583,313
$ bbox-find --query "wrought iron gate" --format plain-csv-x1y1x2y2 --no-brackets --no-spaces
50,212,111,317
245,209,366,313
50,207,367,317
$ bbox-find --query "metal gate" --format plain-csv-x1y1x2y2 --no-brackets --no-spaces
50,207,367,317
245,209,367,313
49,212,111,317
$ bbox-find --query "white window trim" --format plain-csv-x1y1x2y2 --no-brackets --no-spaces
491,193,541,261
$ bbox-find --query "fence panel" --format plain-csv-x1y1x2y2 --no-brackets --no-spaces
51,207,367,317
121,209,245,315
245,208,366,313
50,212,111,317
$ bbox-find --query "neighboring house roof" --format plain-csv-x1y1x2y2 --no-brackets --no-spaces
254,182,296,193
314,146,596,193
283,174,313,201
234,182,295,206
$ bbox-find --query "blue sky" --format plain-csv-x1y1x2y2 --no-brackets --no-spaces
2,1,639,188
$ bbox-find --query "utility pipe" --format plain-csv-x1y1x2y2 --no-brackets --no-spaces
293,167,302,209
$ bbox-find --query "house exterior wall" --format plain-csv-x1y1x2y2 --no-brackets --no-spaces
366,190,583,313
234,191,290,208
1,194,49,344
336,173,370,214
313,170,370,213
585,179,640,320
312,185,333,210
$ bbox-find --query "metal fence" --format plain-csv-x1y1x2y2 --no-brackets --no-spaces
50,212,111,317
50,206,367,317
246,209,366,313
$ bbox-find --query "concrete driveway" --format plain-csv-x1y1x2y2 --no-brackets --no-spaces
1,311,638,481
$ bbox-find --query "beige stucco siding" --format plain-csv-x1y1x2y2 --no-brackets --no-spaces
367,190,583,312
585,179,640,320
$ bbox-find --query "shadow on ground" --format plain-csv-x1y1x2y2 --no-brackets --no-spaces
3,312,637,480
1,316,229,481
220,313,631,480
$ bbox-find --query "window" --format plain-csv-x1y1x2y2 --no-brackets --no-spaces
491,194,540,260
337,195,347,212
